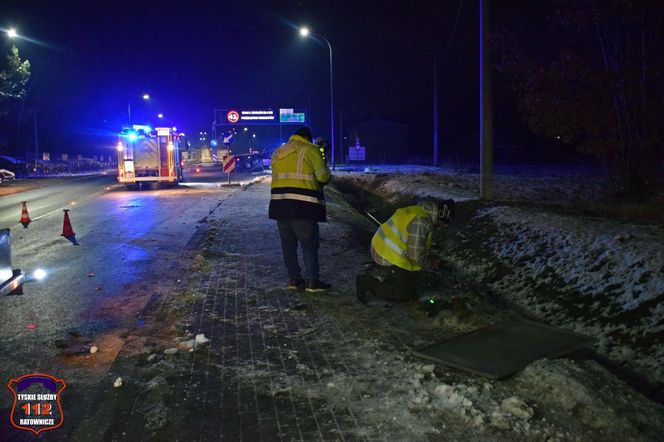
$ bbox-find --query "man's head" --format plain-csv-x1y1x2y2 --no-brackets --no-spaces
293,127,313,142
417,199,455,225
437,199,455,224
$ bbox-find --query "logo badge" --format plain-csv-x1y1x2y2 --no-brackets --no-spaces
7,373,66,435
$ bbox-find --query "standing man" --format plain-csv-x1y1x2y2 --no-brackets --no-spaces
356,199,455,303
269,127,332,293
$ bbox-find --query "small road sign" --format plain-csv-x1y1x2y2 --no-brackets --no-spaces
227,110,240,123
223,155,236,173
222,132,235,145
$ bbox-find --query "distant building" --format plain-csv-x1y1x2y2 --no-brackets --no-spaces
346,116,408,163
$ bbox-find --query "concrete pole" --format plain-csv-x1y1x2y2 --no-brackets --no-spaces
316,34,335,171
433,57,439,166
33,112,39,171
480,0,495,200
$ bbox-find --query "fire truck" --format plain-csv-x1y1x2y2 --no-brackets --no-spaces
116,125,183,188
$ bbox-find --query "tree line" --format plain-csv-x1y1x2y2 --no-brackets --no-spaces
495,0,663,197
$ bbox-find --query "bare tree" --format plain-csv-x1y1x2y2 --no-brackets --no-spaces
496,0,663,197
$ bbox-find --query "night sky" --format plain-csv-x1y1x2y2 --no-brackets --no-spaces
1,0,501,158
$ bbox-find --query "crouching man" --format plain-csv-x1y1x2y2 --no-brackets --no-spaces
356,199,455,303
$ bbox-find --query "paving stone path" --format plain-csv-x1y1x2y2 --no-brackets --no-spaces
99,179,374,441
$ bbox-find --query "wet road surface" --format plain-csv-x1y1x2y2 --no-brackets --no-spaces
0,173,257,433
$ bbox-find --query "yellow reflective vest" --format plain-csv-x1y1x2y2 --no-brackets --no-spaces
371,205,432,271
269,134,331,222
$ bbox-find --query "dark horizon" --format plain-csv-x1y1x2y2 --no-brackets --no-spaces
1,0,598,167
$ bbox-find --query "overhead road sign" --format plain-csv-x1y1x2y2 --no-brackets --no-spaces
214,108,307,126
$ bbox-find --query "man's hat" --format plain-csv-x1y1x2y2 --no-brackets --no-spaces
293,127,312,142
438,199,455,222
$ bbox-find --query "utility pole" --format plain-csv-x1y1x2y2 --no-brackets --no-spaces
339,113,343,165
433,57,439,166
480,0,494,200
33,112,39,172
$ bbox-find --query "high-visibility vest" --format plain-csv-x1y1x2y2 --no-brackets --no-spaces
371,205,432,271
269,135,331,221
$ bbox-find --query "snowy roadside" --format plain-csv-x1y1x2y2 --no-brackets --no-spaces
75,175,664,441
230,177,664,441
332,166,664,392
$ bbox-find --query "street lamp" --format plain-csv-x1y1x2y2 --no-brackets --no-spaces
5,28,40,170
127,93,149,126
299,26,335,170
157,113,164,119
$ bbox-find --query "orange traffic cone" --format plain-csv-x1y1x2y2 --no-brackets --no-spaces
61,209,79,245
20,201,31,228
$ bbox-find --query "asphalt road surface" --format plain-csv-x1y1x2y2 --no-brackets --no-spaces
0,171,265,431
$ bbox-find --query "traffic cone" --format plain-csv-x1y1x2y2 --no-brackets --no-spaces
20,201,31,228
61,209,79,245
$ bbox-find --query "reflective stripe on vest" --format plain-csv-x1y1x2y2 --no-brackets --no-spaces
270,192,325,205
375,227,406,256
272,172,316,180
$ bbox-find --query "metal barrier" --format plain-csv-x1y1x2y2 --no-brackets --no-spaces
0,228,24,295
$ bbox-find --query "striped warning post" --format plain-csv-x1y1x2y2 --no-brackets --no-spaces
223,155,236,173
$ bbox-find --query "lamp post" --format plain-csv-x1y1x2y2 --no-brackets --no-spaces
5,28,38,168
128,93,150,126
299,27,335,170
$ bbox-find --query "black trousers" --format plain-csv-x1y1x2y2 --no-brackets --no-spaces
356,266,416,302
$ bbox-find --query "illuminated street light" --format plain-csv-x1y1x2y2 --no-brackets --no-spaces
158,113,163,119
299,26,335,170
116,142,124,152
7,28,18,38
128,93,150,125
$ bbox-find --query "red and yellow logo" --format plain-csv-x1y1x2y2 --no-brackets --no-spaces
7,373,66,435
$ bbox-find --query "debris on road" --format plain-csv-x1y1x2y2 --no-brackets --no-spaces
195,333,210,345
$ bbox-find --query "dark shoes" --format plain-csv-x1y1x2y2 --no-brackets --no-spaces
305,280,331,293
288,277,305,291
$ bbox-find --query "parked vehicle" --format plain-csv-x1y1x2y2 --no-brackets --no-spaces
0,169,16,180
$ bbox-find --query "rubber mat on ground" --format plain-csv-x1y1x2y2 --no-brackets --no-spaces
414,319,593,379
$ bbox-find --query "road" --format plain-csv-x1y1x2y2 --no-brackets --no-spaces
0,170,266,430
